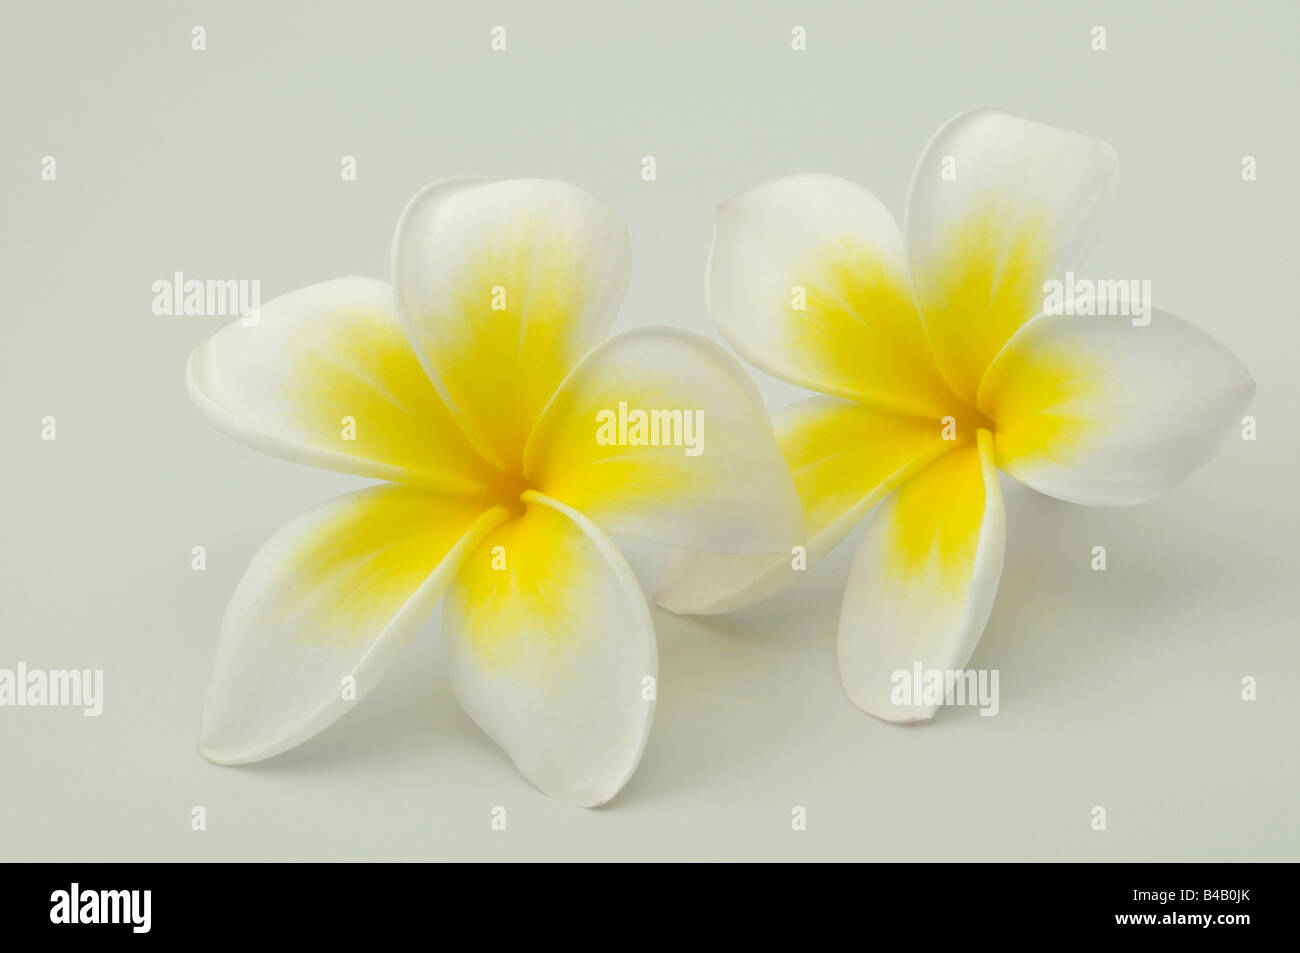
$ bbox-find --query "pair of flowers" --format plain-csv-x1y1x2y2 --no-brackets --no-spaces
189,110,1253,806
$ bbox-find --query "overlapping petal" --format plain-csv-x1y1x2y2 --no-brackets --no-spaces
979,309,1255,505
524,327,803,553
186,276,498,493
656,397,951,614
199,486,510,764
708,174,955,417
906,110,1119,401
442,492,656,807
392,178,632,473
838,430,1005,721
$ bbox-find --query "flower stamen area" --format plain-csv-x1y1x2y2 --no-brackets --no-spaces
937,396,995,442
486,469,535,518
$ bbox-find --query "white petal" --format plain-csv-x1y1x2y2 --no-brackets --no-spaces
524,327,803,554
656,396,950,614
906,109,1119,401
442,492,656,807
708,174,954,416
838,431,1005,721
187,276,497,493
391,178,632,472
979,309,1255,505
199,486,507,764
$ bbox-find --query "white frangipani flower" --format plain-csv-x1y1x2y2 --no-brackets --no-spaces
657,110,1254,720
187,178,802,805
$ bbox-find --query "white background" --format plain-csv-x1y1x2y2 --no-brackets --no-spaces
1,0,1295,859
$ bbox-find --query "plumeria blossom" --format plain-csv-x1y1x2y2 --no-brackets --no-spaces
657,110,1254,721
187,178,802,805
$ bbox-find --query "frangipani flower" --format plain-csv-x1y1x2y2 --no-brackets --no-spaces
187,178,801,805
657,110,1254,721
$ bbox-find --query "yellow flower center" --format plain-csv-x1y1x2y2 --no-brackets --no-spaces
484,468,534,518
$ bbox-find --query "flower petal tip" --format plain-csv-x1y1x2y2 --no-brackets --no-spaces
650,589,689,616
652,556,719,617
197,717,267,766
196,737,240,767
841,685,938,725
651,581,742,618
197,706,297,766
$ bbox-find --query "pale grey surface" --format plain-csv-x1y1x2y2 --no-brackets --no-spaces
1,0,1295,860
